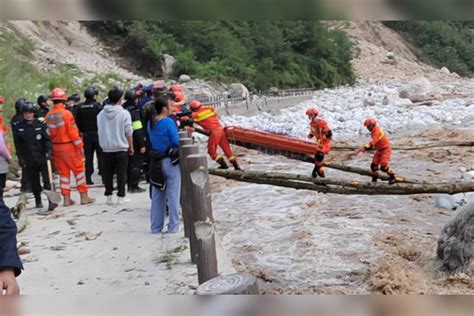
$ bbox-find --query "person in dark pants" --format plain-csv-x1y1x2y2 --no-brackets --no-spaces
75,87,103,185
66,93,81,117
97,88,134,205
0,201,22,295
13,102,54,210
10,99,31,195
123,89,146,193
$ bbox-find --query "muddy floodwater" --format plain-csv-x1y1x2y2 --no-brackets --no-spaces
209,128,474,294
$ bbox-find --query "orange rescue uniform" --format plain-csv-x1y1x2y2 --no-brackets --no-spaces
191,106,236,162
364,125,394,176
309,118,332,154
45,103,88,196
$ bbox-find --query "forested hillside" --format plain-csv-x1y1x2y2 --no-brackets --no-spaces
85,21,356,91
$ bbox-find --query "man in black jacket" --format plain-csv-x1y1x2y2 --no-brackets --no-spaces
0,201,22,295
36,94,50,123
75,87,103,185
13,102,54,210
123,90,146,193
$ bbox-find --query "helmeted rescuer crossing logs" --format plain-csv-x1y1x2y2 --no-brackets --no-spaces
45,88,95,206
190,100,241,171
306,107,332,178
355,118,397,185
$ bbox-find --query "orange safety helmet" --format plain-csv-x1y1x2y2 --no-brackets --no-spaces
173,91,185,102
306,107,319,117
50,88,68,101
170,84,182,93
364,118,377,127
190,100,203,111
0,96,5,104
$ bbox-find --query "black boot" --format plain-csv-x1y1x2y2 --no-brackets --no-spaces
48,200,58,211
35,195,43,209
388,175,396,185
86,178,94,185
312,166,318,178
372,175,378,183
217,157,229,170
231,160,241,171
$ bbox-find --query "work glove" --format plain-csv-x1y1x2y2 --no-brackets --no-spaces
307,134,314,140
168,148,179,165
355,147,366,156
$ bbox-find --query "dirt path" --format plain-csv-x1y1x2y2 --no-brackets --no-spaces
7,184,234,294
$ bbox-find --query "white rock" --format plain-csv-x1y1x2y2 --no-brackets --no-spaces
162,54,176,76
464,171,474,180
179,74,191,83
399,77,440,102
459,167,467,173
228,83,250,99
386,52,395,60
440,67,450,75
435,195,456,210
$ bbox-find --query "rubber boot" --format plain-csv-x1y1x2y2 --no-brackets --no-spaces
231,160,242,171
317,168,326,178
63,195,76,207
48,200,58,211
216,157,229,170
34,194,43,209
312,166,318,178
80,192,95,205
388,174,396,185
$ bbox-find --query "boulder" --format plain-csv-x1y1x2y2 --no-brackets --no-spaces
463,171,474,180
399,77,441,102
435,195,457,210
179,74,191,83
436,202,474,275
382,95,413,107
386,52,395,60
162,54,176,76
228,83,250,99
440,67,450,75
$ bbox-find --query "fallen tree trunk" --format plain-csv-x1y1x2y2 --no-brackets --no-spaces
209,169,474,195
331,141,474,151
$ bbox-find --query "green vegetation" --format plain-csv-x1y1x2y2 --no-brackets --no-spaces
384,21,474,77
86,21,357,91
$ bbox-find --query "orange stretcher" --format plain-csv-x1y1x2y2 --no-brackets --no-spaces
224,126,317,161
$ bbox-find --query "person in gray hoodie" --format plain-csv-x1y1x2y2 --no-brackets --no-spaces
97,87,134,205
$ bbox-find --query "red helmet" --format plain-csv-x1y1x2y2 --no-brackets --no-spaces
190,100,202,111
364,118,377,127
306,108,319,117
0,96,4,104
170,84,182,93
173,91,185,102
50,88,68,101
152,81,167,94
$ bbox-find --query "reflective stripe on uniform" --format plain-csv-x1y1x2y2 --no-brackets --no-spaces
76,172,85,179
60,184,70,189
132,120,143,130
194,109,216,122
215,155,223,161
73,139,82,145
228,155,236,162
47,121,65,129
76,178,86,186
60,177,70,183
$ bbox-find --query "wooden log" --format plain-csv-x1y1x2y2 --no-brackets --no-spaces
181,144,200,263
195,273,259,295
208,169,474,195
186,153,218,284
324,162,418,184
331,141,474,151
179,138,193,238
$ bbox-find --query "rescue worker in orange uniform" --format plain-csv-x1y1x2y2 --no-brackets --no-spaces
306,108,332,178
355,118,396,184
45,88,95,206
190,101,241,170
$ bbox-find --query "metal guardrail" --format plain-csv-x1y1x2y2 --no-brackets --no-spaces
189,88,315,109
